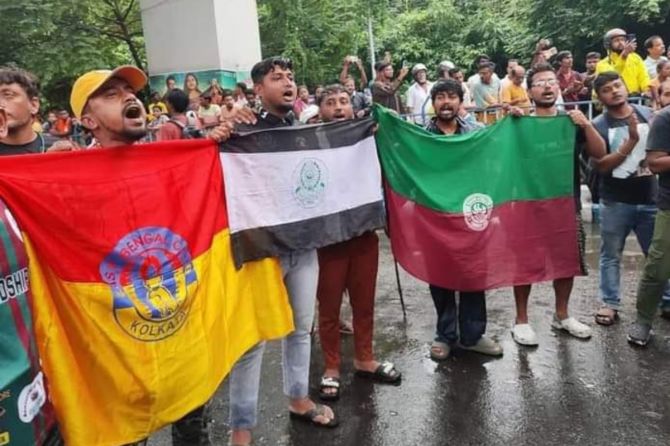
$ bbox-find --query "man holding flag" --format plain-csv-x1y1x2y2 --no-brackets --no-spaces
424,79,503,360
510,63,606,346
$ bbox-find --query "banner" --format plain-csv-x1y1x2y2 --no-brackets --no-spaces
220,118,386,266
375,106,581,291
0,140,292,446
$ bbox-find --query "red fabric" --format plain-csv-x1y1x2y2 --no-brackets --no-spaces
386,186,581,291
317,232,378,369
0,139,226,282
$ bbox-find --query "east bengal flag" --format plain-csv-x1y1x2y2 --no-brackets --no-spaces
375,105,582,291
0,140,292,445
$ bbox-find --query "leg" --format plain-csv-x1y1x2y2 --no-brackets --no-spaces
554,277,574,320
513,284,531,324
228,342,265,444
172,404,211,446
429,285,458,344
457,291,486,347
635,210,670,325
599,201,633,310
346,233,379,370
316,244,348,385
634,205,670,310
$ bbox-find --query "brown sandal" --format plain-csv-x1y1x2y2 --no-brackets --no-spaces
595,308,619,326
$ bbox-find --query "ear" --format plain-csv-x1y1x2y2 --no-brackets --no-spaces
0,109,7,139
28,96,40,117
254,83,263,98
80,113,98,132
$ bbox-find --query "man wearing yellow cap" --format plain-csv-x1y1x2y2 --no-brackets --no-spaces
596,28,650,97
70,65,234,149
70,66,221,446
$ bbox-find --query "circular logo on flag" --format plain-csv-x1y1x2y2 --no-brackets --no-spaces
292,157,328,208
463,193,493,231
100,227,198,342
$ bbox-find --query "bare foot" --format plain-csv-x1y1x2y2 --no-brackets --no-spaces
230,429,251,446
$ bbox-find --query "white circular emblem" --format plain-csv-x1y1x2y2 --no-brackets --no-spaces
292,158,328,208
463,193,493,231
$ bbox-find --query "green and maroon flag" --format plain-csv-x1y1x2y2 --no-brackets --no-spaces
374,106,581,291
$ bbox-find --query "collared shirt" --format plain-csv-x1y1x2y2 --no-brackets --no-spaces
644,55,668,79
372,80,404,113
471,79,501,108
425,116,483,135
406,81,433,125
557,69,584,104
596,51,650,95
235,108,296,132
501,83,531,110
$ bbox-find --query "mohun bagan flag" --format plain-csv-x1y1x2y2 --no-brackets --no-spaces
220,118,385,266
0,140,292,446
374,106,582,291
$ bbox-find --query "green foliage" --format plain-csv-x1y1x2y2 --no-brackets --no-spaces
3,0,670,106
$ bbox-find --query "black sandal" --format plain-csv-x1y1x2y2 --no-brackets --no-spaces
289,403,339,428
318,376,341,401
354,361,401,384
595,308,619,326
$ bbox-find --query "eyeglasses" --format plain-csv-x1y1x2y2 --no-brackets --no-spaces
531,79,558,88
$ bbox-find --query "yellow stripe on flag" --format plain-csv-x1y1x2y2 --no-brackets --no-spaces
25,229,292,446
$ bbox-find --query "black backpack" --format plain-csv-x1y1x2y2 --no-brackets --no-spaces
168,119,203,139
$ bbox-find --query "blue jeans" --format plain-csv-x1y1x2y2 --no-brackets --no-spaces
429,285,486,347
599,200,670,309
228,250,318,430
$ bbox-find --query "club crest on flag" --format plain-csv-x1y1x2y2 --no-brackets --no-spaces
292,158,328,208
100,227,198,342
463,193,493,231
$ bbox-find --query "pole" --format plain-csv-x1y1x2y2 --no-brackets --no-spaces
394,260,407,323
368,15,376,76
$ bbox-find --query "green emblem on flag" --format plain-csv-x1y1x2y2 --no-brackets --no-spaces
463,193,493,231
293,158,327,208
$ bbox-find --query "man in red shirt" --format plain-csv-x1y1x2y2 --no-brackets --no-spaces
556,51,585,108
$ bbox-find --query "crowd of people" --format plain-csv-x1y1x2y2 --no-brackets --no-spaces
1,25,670,446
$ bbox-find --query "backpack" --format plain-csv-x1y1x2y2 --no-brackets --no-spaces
168,118,203,140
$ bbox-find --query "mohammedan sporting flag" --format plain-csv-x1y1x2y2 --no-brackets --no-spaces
0,140,292,446
220,118,386,266
374,106,582,291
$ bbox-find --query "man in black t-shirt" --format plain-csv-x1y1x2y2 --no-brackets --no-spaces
0,67,72,154
629,105,670,345
591,71,670,326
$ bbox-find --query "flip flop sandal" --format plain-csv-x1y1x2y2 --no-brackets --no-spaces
319,376,341,401
595,308,619,326
289,403,339,428
355,361,402,384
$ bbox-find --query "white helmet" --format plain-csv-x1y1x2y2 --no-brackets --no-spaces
412,63,428,77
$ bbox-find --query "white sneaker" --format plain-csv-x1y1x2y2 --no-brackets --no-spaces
511,323,539,346
551,315,592,339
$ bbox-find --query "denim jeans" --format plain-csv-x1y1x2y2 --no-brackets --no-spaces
429,285,486,347
228,250,318,429
599,200,670,309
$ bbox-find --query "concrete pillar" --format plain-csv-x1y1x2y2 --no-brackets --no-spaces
139,0,262,96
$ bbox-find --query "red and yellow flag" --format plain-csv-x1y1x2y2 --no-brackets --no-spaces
0,140,292,445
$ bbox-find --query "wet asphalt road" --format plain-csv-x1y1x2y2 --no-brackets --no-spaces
150,225,670,446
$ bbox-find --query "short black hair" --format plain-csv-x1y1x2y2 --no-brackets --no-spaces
447,67,461,77
201,90,212,100
251,57,293,84
0,66,40,99
657,59,670,74
556,51,572,63
317,84,348,106
478,61,495,72
527,62,555,86
375,61,391,72
645,35,662,50
165,88,189,113
586,52,602,60
166,75,176,83
593,71,621,94
236,82,247,91
222,89,233,98
430,79,464,103
473,54,490,67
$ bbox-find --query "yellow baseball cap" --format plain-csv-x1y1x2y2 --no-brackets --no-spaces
70,65,147,118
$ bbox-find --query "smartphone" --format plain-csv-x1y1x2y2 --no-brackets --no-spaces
626,33,637,43
402,60,409,68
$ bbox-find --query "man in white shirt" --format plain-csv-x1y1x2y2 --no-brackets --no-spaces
644,35,667,80
405,63,433,125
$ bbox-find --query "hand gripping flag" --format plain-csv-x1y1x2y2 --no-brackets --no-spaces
375,106,582,291
219,118,386,267
0,140,292,446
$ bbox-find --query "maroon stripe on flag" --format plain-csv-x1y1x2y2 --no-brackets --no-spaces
385,186,582,291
